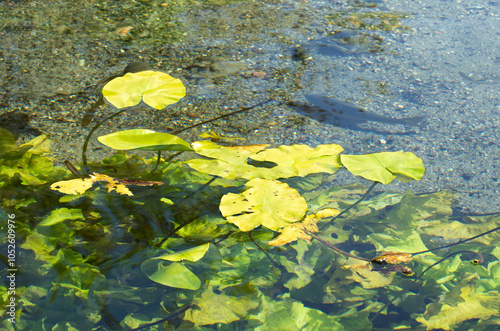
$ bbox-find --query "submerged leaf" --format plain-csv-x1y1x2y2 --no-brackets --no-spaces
219,178,308,231
343,258,395,289
267,208,339,246
145,261,201,290
153,243,211,262
184,287,259,326
102,70,185,109
38,208,85,226
340,151,425,184
416,284,500,330
97,129,192,151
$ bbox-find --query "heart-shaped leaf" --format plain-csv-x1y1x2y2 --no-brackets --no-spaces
102,70,186,109
141,244,217,290
340,151,425,184
97,129,193,151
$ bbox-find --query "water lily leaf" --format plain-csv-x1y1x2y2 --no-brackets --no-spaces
419,215,500,246
184,287,259,326
416,284,500,330
368,229,429,254
340,151,425,184
250,143,344,177
102,70,185,109
188,142,343,180
38,208,85,226
97,129,192,151
153,243,211,262
343,258,395,289
141,244,215,290
187,141,271,180
219,178,308,231
267,209,338,246
251,291,345,330
145,261,201,290
279,240,321,290
267,215,319,246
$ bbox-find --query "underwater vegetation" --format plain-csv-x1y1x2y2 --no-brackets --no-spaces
1,67,499,330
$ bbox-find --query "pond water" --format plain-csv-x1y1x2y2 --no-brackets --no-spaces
1,0,499,330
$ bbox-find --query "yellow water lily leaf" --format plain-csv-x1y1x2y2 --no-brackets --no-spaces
219,178,308,231
250,143,344,177
102,70,186,109
187,142,278,180
50,178,95,195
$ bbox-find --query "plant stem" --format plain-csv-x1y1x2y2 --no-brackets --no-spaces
81,107,133,173
319,181,378,231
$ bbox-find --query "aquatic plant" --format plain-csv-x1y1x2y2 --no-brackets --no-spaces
1,69,499,331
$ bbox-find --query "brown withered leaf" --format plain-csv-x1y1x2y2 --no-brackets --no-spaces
371,252,413,265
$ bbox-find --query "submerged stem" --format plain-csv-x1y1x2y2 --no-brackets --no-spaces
319,181,378,231
81,107,133,173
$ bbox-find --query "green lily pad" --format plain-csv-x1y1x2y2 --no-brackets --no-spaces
102,70,186,109
340,151,425,184
97,129,193,151
219,178,308,231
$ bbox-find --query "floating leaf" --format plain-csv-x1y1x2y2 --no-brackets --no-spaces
38,208,85,226
97,129,192,151
371,252,413,264
188,142,343,180
184,287,259,326
249,143,344,177
102,70,186,109
340,151,425,184
219,178,308,231
187,141,271,180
